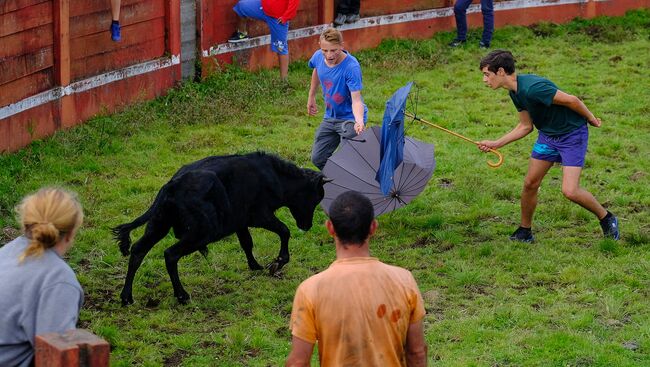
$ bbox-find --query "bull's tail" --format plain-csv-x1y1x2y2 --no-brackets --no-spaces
112,188,166,256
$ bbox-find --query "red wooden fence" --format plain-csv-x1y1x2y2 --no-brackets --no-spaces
1,0,648,152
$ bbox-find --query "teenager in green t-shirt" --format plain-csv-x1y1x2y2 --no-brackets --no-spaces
475,50,619,242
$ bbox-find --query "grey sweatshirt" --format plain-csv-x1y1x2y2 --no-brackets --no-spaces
0,236,83,367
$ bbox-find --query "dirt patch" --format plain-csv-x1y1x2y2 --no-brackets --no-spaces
144,297,161,309
629,171,645,181
438,178,454,188
198,340,218,349
1,226,20,243
83,288,116,311
609,55,623,63
163,349,189,367
527,23,557,37
410,236,433,248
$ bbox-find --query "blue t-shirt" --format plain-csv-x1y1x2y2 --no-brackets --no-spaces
309,50,367,121
509,74,586,136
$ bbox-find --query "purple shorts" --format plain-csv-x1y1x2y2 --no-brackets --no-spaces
531,124,589,167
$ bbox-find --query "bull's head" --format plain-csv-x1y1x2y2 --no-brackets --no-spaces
288,172,328,231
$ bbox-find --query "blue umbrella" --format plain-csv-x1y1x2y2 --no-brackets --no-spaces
376,82,413,195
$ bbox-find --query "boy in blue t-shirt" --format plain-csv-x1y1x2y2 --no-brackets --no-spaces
307,27,367,170
476,50,619,242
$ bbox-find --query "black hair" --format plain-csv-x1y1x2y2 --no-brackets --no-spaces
328,191,374,245
479,50,516,74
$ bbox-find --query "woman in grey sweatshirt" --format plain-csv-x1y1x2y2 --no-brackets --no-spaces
0,188,84,367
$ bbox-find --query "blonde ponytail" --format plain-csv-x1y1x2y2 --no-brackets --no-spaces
16,188,83,262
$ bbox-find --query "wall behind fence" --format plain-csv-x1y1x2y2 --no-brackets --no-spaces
1,0,648,152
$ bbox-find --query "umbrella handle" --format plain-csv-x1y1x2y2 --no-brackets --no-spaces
486,148,504,168
405,112,504,168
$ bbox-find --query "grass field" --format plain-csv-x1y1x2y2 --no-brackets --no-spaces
1,10,649,366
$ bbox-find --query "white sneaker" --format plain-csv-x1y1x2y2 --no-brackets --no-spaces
334,13,346,25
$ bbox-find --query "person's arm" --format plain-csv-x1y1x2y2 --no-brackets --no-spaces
307,69,319,116
405,320,428,367
552,90,601,127
350,90,364,134
286,335,315,367
280,0,300,23
478,110,534,151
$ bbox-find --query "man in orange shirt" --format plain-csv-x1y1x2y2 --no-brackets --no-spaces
286,191,428,367
229,0,300,80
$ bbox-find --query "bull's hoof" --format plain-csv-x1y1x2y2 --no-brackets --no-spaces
121,295,134,306
176,292,191,305
249,262,264,271
267,258,287,276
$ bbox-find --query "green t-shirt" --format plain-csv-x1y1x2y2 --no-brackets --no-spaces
509,74,586,136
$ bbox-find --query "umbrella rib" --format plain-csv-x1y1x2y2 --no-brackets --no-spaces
326,159,379,188
394,162,418,191
347,140,380,176
399,173,434,194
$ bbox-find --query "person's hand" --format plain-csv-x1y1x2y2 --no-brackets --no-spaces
277,17,285,24
587,116,601,127
307,99,318,116
477,140,498,152
354,121,365,134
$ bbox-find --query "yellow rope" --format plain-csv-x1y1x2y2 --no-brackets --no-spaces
404,112,504,168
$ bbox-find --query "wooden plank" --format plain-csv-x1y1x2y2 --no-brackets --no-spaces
35,329,109,367
70,17,165,60
70,0,165,38
53,0,70,86
0,47,53,86
0,0,48,15
2,99,56,153
69,0,149,18
0,69,53,108
0,24,53,59
166,0,181,55
71,37,165,80
318,0,334,25
0,1,52,37
198,0,215,50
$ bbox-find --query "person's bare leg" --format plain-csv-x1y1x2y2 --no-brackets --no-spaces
520,158,554,228
111,0,121,21
561,166,607,219
237,18,248,33
279,54,289,80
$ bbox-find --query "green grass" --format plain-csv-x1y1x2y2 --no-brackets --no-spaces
1,10,650,366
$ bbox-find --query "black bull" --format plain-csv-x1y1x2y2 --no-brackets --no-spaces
112,152,327,305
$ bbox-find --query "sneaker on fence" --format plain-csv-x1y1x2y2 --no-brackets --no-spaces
509,226,534,243
334,13,347,26
345,13,360,23
110,21,121,42
228,31,249,43
599,212,620,240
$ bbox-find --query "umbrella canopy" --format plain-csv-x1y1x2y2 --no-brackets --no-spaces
376,82,413,195
321,126,435,217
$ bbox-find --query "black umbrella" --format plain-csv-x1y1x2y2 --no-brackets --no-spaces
321,126,435,217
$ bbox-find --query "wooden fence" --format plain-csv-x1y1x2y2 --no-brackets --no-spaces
1,0,648,152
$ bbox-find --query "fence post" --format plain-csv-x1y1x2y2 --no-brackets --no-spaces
318,0,334,25
34,329,110,367
52,0,74,128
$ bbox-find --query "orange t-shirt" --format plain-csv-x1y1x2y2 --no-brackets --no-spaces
290,257,426,366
